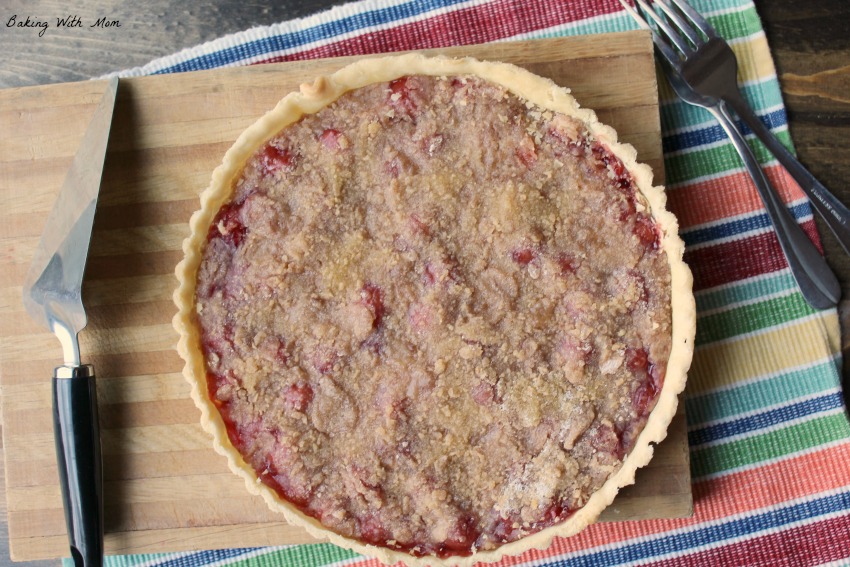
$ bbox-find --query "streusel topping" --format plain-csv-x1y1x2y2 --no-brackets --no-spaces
195,75,672,558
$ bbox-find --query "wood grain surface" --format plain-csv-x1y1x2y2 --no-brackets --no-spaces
752,0,850,393
0,33,693,562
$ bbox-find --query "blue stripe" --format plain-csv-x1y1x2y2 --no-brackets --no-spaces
688,391,845,447
685,356,842,426
663,108,789,154
680,201,812,247
154,0,474,74
544,490,850,566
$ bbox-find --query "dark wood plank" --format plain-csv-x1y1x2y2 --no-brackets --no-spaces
0,0,349,88
754,0,850,396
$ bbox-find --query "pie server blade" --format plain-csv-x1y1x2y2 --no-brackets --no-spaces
21,76,118,567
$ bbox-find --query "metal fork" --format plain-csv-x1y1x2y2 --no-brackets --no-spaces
620,0,841,310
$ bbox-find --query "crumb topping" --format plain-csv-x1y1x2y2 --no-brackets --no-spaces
195,75,672,558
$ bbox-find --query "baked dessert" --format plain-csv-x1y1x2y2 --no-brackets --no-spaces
173,54,695,565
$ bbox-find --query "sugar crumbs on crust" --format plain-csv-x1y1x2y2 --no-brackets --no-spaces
193,74,674,560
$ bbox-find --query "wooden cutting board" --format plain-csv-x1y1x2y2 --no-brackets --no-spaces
0,31,691,562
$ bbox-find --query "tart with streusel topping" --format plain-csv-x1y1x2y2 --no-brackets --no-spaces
173,54,695,565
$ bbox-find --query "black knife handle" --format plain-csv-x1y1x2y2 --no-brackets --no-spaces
53,365,103,567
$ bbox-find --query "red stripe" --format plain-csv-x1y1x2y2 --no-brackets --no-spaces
667,165,806,229
684,218,822,291
645,514,850,567
250,0,624,64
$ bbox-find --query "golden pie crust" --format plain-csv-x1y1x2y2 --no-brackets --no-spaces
173,54,695,565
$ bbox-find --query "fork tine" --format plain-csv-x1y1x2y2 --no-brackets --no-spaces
665,0,719,39
654,0,704,46
617,0,682,69
634,0,693,57
617,0,651,30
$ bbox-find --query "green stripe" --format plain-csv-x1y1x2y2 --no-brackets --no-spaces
526,13,636,38
91,553,188,567
696,291,816,346
695,271,797,313
691,412,850,478
712,5,764,41
222,544,358,567
527,1,760,44
94,544,360,567
685,357,842,425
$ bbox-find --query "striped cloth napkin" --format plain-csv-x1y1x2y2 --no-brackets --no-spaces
95,0,850,565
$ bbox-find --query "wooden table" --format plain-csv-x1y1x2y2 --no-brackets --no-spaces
1,0,848,564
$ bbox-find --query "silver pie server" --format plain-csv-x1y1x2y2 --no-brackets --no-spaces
21,76,119,567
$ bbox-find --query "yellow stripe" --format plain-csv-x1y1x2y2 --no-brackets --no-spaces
733,32,777,85
688,311,841,396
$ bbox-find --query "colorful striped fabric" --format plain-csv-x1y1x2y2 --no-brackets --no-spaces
95,0,850,565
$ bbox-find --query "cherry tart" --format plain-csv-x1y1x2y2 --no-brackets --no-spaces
174,54,695,566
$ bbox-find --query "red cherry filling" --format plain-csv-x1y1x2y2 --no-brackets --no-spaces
471,381,497,406
319,128,343,151
270,469,313,508
591,141,637,194
484,501,574,548
259,143,296,175
422,257,458,287
534,502,574,529
207,201,248,247
408,214,431,237
556,253,578,276
385,157,402,179
511,247,537,266
358,512,392,545
626,347,664,417
275,341,290,367
388,76,418,116
634,214,661,252
585,142,661,253
312,348,338,375
589,424,626,461
439,514,479,555
423,263,437,286
628,269,650,303
626,346,649,373
489,514,521,544
360,283,385,329
515,134,537,168
359,283,386,354
283,382,313,412
407,302,435,335
617,194,637,222
591,143,625,176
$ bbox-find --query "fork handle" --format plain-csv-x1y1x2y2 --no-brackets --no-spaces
723,90,850,257
708,102,840,310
